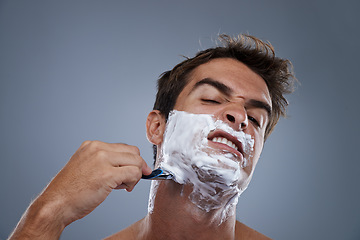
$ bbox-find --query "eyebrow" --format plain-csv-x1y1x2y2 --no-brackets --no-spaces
247,99,272,117
193,78,233,96
192,77,272,117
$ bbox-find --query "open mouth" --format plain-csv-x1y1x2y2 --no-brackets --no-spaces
211,137,239,151
207,130,244,158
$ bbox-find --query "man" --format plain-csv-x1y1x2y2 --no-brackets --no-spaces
8,34,295,239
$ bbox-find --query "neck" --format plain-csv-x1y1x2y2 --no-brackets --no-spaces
138,180,237,240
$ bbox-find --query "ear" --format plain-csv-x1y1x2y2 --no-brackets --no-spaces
146,110,166,145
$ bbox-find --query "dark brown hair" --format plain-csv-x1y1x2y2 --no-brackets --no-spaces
153,34,295,159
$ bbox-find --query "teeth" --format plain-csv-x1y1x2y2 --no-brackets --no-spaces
211,137,238,151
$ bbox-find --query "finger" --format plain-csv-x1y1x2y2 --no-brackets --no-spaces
111,165,143,191
115,153,152,175
94,150,145,168
142,163,153,176
79,141,153,176
82,140,141,155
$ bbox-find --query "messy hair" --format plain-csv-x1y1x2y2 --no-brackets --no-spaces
153,34,295,160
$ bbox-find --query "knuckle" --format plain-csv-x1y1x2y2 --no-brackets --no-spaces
89,140,100,148
86,140,104,151
128,145,140,155
94,149,107,160
118,142,129,146
81,140,91,147
126,153,143,166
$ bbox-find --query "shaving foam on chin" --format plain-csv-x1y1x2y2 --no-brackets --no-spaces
149,110,254,223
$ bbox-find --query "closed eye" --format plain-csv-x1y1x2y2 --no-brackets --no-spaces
201,99,221,104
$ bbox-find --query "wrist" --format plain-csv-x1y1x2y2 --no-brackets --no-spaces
9,195,66,240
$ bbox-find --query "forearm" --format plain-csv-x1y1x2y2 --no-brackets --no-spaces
8,141,150,239
8,196,65,240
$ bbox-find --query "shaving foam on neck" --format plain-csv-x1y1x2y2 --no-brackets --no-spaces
148,110,254,223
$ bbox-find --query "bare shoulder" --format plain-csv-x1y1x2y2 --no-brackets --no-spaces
104,219,270,240
103,220,142,240
235,221,272,240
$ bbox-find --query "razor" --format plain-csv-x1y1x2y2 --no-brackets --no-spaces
141,168,173,180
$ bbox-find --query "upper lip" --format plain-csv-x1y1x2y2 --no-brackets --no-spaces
207,130,244,157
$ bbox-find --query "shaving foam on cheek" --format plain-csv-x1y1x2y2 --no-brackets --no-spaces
152,110,254,223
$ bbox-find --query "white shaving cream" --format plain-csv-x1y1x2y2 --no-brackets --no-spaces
148,110,254,223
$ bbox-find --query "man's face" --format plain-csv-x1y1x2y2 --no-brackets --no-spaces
173,57,272,182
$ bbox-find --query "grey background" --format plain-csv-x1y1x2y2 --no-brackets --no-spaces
1,1,359,239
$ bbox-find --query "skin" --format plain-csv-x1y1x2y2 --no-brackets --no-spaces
110,58,272,240
8,58,272,240
173,58,271,192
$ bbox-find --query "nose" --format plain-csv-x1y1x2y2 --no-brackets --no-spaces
221,104,248,131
